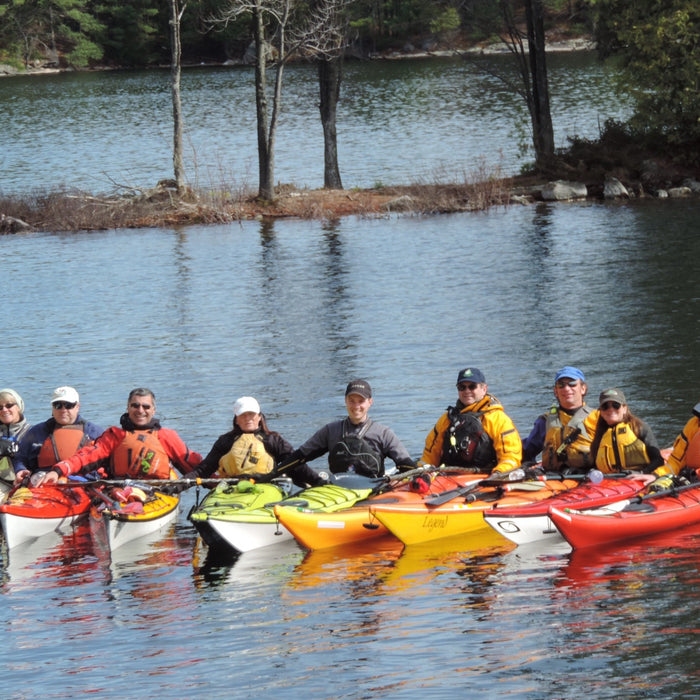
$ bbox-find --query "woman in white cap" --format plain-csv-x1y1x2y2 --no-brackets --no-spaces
0,388,31,484
13,386,104,486
190,396,320,486
588,388,664,474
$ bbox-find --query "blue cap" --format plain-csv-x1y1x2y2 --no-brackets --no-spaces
456,368,486,385
554,366,585,383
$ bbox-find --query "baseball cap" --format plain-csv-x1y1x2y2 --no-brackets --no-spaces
51,386,79,405
233,396,261,416
345,379,372,399
599,388,627,406
554,366,585,383
456,368,486,386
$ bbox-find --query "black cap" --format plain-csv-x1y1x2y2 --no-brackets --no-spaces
345,379,372,399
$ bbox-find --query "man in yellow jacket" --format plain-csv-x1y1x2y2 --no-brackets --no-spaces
422,367,522,475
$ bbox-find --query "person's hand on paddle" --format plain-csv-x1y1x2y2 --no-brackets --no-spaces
646,474,674,493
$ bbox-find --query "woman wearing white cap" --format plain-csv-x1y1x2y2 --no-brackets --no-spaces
0,388,31,485
190,396,321,486
13,386,104,486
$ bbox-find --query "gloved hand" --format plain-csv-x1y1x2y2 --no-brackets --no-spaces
646,475,675,493
521,466,545,480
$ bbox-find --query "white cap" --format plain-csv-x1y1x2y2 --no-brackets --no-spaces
233,396,261,416
51,386,80,405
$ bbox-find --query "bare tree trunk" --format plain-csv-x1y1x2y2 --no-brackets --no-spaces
524,0,554,167
168,0,186,192
253,4,273,200
318,55,343,189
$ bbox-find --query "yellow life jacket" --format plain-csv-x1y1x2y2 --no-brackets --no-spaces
218,432,275,477
542,405,593,470
111,429,171,479
36,423,92,468
595,422,650,473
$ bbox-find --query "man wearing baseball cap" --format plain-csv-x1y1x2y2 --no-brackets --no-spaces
277,378,415,479
521,366,599,472
13,385,104,485
422,367,522,474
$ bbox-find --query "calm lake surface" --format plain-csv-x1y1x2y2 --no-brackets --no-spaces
0,52,629,194
3,55,700,699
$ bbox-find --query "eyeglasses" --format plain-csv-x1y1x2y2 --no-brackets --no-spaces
457,383,479,391
0,403,17,410
130,402,152,410
556,380,579,389
601,401,622,411
52,402,77,410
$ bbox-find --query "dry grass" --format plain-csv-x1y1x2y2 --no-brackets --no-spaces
0,164,513,233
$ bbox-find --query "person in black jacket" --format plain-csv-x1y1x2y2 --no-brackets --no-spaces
190,396,324,487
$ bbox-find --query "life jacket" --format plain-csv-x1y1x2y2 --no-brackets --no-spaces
110,429,171,479
595,422,651,473
441,407,497,470
328,420,384,477
218,432,275,477
36,422,93,468
542,405,593,470
685,428,700,470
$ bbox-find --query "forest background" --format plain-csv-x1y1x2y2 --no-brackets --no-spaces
2,0,700,230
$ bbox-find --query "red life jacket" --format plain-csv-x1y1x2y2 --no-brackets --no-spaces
36,423,92,468
110,429,171,479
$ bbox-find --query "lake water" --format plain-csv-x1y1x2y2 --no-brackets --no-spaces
3,54,700,698
0,52,629,195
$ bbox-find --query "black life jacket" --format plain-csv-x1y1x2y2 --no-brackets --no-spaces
441,407,497,469
328,419,384,477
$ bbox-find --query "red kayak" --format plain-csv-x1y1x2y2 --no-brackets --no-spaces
549,482,700,549
0,484,93,549
483,474,655,544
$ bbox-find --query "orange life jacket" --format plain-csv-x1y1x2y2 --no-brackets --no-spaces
37,423,93,468
110,429,171,479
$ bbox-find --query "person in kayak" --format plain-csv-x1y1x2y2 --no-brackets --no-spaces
30,387,201,486
521,366,599,473
422,367,522,475
188,396,323,487
277,379,415,480
0,388,31,484
13,386,104,486
588,388,665,473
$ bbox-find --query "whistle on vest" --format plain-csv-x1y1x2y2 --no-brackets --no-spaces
556,427,582,456
140,450,156,473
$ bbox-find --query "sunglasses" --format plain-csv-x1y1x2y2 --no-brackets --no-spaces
53,401,77,410
0,402,17,410
556,380,579,388
601,401,622,411
457,383,479,391
130,402,152,410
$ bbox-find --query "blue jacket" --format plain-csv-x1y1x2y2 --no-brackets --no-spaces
14,416,104,473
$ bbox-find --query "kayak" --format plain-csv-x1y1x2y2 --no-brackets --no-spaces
273,471,485,550
371,478,579,546
483,474,656,545
549,481,700,549
188,475,380,554
89,484,179,551
0,483,93,549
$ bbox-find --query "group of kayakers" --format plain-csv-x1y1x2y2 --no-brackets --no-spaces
1,366,700,492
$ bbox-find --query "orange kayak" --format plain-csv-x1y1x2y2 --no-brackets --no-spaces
273,471,485,550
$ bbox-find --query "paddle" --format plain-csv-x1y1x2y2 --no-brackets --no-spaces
48,476,235,489
424,479,486,506
637,479,699,502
